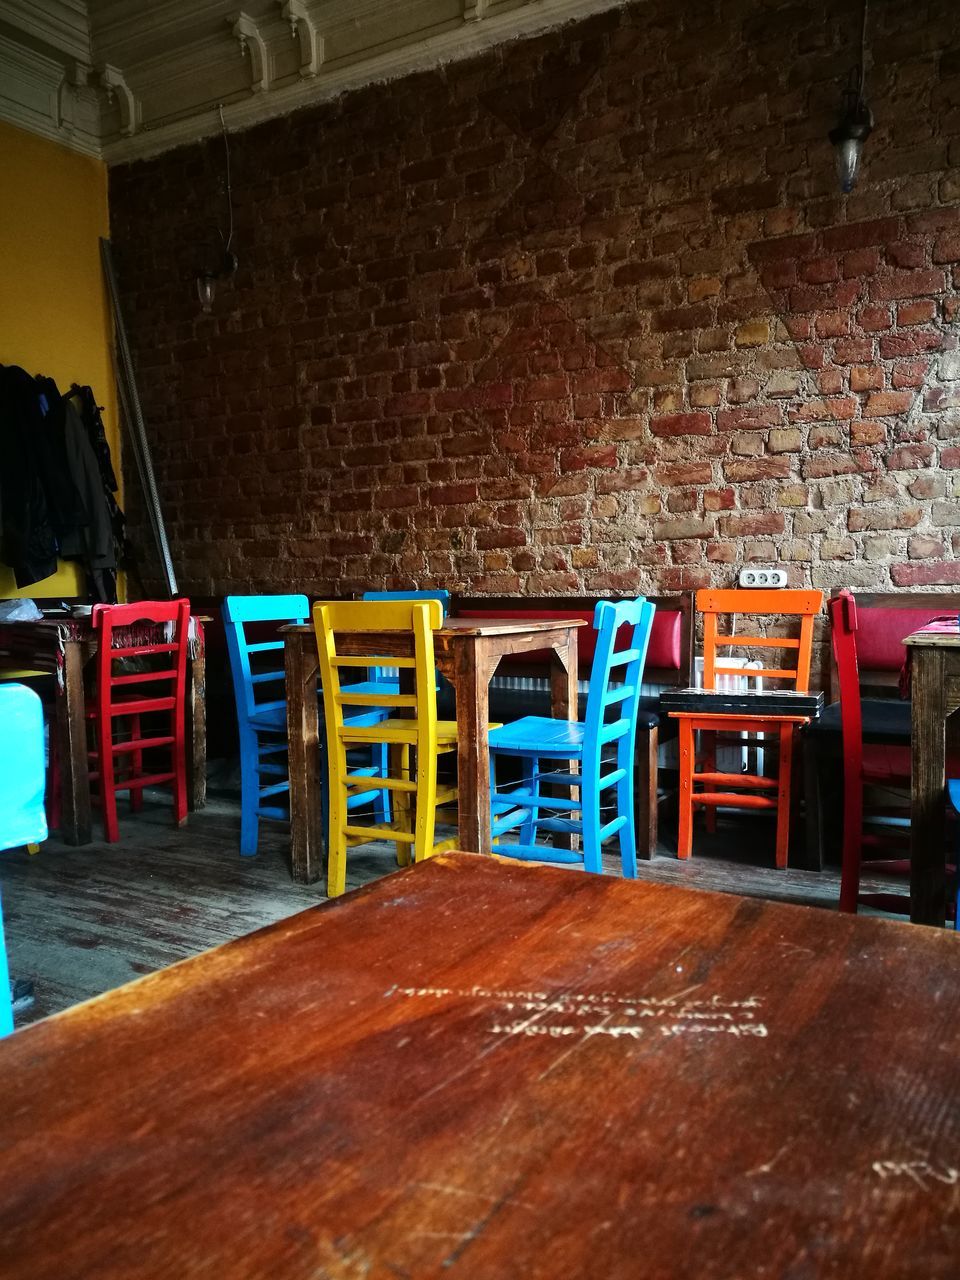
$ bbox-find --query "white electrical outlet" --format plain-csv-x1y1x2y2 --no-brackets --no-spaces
738,568,787,588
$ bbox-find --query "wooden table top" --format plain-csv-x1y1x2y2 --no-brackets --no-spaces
2,854,959,1279
903,621,960,649
285,615,588,638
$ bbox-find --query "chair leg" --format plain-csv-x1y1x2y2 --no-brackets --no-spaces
171,732,188,828
393,743,412,866
582,769,603,875
703,731,717,835
130,713,143,812
677,718,694,860
99,730,120,845
616,753,638,880
238,729,260,857
839,746,864,914
373,741,391,825
635,726,658,859
413,741,438,863
327,782,348,898
520,755,539,847
774,725,793,870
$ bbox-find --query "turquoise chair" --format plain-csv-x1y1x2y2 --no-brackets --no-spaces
0,682,47,1036
0,682,47,854
489,598,656,877
223,595,391,857
0,892,12,1037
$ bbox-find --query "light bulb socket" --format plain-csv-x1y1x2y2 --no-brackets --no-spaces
829,94,873,194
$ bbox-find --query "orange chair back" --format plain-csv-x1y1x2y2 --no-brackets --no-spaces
697,588,824,693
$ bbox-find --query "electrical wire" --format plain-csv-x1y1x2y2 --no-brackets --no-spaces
218,103,234,254
857,0,869,99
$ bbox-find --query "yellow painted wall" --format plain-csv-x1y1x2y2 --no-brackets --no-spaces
0,120,119,598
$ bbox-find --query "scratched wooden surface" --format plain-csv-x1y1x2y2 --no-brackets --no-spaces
2,854,959,1279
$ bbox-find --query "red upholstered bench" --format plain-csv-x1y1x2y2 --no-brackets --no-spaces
807,590,960,871
452,594,694,859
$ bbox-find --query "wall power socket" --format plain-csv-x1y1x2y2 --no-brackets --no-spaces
739,568,787,588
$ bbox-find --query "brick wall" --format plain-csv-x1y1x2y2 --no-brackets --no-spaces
109,0,960,602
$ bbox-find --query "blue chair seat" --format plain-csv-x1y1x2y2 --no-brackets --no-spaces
489,716,586,755
247,704,288,732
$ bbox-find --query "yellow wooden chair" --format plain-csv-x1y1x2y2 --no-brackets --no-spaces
313,598,460,897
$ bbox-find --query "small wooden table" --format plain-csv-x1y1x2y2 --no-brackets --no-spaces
3,853,960,1279
283,616,583,883
0,615,207,845
903,622,960,925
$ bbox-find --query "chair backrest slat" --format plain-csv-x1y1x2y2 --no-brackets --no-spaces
583,599,657,760
313,599,442,781
224,594,310,725
93,600,191,715
696,588,823,693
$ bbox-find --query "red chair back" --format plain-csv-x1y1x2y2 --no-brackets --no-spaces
91,599,191,842
828,590,863,769
93,600,191,719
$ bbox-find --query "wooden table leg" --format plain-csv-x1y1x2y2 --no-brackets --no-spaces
635,726,659,859
911,647,947,926
56,638,92,846
187,638,207,812
285,631,323,885
797,728,823,873
453,638,493,855
549,629,579,852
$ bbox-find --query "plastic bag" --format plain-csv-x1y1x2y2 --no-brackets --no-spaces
0,599,42,623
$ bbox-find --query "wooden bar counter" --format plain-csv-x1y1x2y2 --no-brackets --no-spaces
1,854,959,1278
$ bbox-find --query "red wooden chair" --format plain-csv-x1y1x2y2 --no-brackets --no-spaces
90,600,190,843
670,588,823,867
830,590,913,914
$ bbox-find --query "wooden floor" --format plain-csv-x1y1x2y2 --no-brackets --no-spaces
1,794,900,1029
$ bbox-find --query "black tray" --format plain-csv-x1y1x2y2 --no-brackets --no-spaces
659,688,825,718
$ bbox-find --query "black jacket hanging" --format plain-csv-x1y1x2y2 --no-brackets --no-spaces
0,364,58,587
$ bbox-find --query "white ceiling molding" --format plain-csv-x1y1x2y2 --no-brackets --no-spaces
230,11,271,94
98,61,138,135
0,0,630,163
280,0,323,79
0,0,90,62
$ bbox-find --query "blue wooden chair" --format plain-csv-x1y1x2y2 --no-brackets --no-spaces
224,594,310,856
224,594,394,857
489,598,656,877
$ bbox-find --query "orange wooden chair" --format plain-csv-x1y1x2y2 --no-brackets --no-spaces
670,588,823,868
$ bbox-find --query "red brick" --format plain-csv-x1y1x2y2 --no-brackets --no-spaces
891,562,960,586
716,406,782,431
886,444,934,470
897,300,937,325
657,463,713,486
822,218,901,251
650,412,713,437
933,232,960,264
862,390,915,417
718,512,785,537
869,269,947,301
559,445,619,471
723,458,793,481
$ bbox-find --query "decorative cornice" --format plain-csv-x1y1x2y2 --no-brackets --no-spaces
104,0,629,166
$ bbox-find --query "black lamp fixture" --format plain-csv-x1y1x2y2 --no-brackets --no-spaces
196,104,238,312
829,0,873,193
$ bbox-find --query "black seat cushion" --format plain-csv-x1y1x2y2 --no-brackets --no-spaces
811,697,911,744
485,686,661,731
